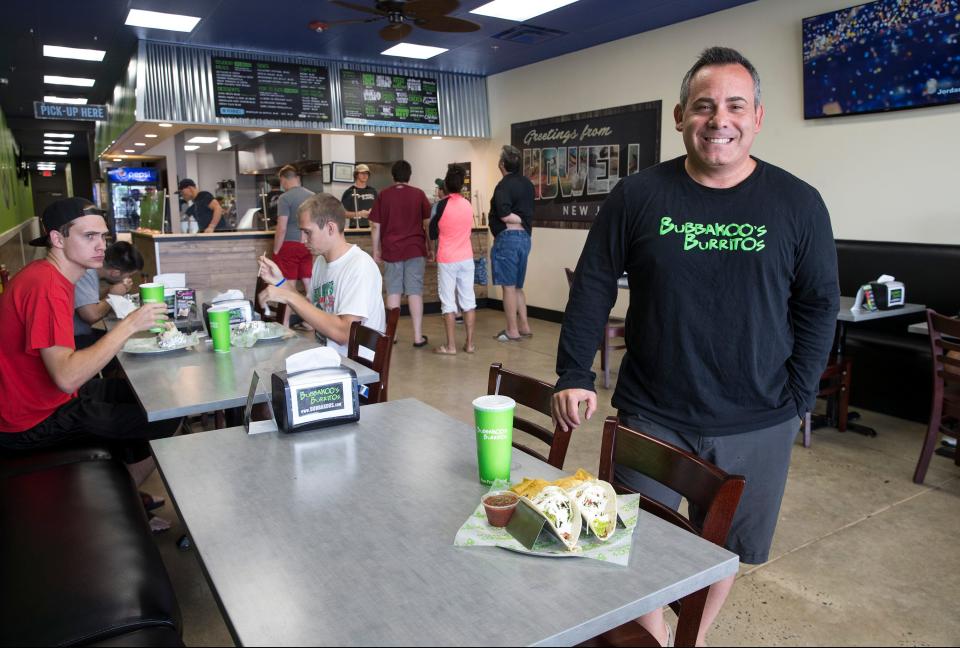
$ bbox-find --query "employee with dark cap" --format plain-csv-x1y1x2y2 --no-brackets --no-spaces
0,197,179,488
178,178,227,232
341,163,377,227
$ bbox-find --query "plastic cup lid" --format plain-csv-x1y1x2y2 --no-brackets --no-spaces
472,395,516,411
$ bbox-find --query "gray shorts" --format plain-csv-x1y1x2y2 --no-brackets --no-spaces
384,257,425,296
615,411,799,564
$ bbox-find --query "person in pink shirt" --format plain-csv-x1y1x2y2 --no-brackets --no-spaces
431,164,477,354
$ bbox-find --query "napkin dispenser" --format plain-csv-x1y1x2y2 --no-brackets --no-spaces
870,280,905,310
271,367,359,433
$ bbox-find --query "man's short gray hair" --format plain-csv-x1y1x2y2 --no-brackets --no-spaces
499,145,522,174
679,46,761,109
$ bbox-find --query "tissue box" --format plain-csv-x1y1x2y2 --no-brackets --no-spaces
271,367,360,433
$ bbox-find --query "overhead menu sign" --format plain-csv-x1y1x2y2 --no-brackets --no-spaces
340,69,440,130
212,57,332,121
34,102,107,121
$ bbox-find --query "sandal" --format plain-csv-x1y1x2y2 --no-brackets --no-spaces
140,491,165,512
494,330,522,342
413,335,429,348
519,331,533,338
433,345,456,355
462,344,476,354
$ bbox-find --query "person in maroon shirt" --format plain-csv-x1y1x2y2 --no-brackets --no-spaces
369,159,433,346
0,198,179,491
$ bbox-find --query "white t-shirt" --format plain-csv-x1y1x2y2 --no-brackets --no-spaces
308,244,386,358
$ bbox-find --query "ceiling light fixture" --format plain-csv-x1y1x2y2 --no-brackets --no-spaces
183,145,200,151
158,123,173,128
470,0,579,22
124,149,135,153
363,132,376,137
44,75,96,87
145,134,158,138
44,132,75,139
432,136,443,140
134,142,146,146
44,95,88,105
380,43,448,60
43,45,106,62
187,136,218,144
268,128,282,133
124,9,201,32
44,146,70,151
44,140,71,145
46,151,69,156
112,158,123,162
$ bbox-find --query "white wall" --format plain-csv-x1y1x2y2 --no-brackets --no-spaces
482,0,960,313
195,152,235,192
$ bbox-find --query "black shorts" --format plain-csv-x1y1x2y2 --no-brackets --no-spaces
0,378,180,464
615,410,799,564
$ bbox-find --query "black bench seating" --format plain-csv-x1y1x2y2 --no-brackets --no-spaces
0,446,182,647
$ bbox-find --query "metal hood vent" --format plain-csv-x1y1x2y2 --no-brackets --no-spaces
235,133,325,175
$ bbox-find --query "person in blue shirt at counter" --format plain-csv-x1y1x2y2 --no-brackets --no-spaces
177,178,227,232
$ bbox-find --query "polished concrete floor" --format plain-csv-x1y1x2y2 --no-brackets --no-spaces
145,309,960,646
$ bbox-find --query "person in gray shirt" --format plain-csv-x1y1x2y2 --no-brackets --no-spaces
272,165,315,327
74,241,144,349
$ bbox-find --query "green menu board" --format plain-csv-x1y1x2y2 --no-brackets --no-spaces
340,69,440,130
213,57,332,121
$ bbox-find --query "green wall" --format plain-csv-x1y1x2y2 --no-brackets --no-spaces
0,108,35,233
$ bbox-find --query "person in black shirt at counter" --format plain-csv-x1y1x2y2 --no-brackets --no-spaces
489,145,534,342
178,178,227,232
341,163,377,227
552,47,839,647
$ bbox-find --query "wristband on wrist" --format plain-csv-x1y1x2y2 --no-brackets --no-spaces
275,277,287,287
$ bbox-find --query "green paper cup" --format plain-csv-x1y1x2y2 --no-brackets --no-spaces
472,395,515,485
139,282,165,333
208,306,232,354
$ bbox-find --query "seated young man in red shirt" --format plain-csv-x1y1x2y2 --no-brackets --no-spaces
0,198,181,491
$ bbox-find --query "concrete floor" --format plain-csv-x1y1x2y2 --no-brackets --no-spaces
145,309,960,646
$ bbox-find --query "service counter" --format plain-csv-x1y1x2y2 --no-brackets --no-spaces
131,228,490,307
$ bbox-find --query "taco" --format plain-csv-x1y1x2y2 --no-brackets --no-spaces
568,479,618,541
511,468,596,499
524,485,582,550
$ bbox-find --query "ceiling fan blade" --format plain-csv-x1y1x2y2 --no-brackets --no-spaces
330,0,386,17
416,15,481,33
404,0,460,18
380,22,414,41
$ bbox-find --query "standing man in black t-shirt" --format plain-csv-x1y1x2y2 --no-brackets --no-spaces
552,47,839,646
341,164,377,228
178,179,227,232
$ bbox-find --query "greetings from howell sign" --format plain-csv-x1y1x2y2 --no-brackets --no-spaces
511,102,661,225
34,102,107,121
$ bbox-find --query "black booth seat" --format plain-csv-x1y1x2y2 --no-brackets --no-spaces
0,449,182,647
835,239,960,422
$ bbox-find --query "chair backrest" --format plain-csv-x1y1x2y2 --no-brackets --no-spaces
599,416,745,647
253,275,287,324
347,308,400,405
486,363,571,469
928,309,960,418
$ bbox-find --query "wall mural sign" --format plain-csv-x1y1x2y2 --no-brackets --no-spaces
511,101,660,227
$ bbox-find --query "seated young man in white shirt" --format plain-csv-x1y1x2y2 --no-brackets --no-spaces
258,193,386,357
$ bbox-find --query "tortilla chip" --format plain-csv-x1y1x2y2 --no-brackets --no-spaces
510,468,596,498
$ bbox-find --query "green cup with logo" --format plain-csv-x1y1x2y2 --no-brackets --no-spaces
208,306,232,354
139,282,165,333
472,395,515,485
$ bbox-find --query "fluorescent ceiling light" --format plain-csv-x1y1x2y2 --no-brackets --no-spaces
268,128,281,133
47,151,69,156
432,136,443,140
363,132,376,137
124,149,135,153
125,9,201,32
145,133,158,138
44,75,96,87
45,132,75,138
183,145,200,151
134,142,146,146
380,43,448,59
470,0,579,21
113,158,123,161
158,123,173,128
187,136,218,144
44,140,72,145
44,95,88,105
43,45,106,62
45,146,70,151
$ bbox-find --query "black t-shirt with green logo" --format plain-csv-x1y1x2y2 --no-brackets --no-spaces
556,156,839,436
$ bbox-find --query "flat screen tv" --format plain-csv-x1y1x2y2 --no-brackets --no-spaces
802,0,960,119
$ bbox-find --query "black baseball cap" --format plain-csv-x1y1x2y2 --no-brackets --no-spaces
29,197,106,247
177,178,197,193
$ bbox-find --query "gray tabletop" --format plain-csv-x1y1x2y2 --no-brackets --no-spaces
151,399,738,647
837,296,926,322
119,335,378,422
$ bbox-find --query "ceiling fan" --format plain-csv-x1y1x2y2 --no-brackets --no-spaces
309,0,482,41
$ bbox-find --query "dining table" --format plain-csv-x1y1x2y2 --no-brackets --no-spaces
150,398,739,647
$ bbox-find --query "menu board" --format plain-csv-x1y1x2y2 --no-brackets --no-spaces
212,57,332,121
340,69,440,130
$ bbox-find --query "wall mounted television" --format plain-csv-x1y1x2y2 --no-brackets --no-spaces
802,0,960,119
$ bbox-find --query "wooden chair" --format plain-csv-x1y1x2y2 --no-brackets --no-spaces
580,417,746,648
801,355,853,447
347,308,400,405
254,275,288,324
913,309,960,484
486,363,571,469
565,268,626,389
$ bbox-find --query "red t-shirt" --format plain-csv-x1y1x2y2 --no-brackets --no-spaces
0,260,76,432
368,183,431,262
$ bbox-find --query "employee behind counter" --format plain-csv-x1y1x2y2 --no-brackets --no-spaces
178,178,228,233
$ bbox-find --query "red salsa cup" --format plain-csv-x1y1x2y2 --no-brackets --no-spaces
481,491,519,527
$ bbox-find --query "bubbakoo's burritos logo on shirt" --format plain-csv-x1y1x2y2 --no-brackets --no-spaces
659,216,767,252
